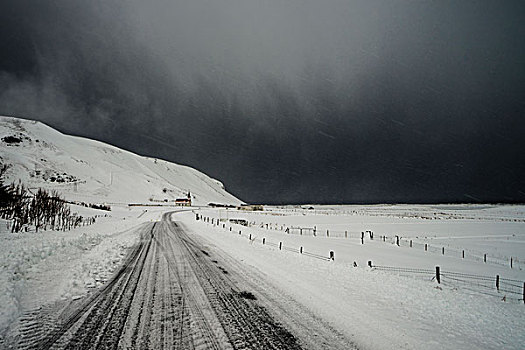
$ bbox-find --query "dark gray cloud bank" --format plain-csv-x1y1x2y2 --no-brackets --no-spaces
1,1,524,204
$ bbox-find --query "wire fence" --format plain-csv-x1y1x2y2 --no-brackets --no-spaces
252,222,364,239
198,214,525,303
246,206,525,224
257,235,331,261
391,236,522,269
210,214,523,270
371,265,435,277
198,215,333,261
373,264,525,303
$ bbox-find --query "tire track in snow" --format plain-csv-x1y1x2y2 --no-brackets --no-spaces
17,213,304,350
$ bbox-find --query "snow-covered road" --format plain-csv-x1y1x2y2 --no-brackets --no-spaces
13,212,352,350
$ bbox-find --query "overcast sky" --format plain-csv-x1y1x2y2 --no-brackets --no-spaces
1,0,524,204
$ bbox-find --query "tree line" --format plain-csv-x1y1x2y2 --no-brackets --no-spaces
66,200,111,212
0,165,98,233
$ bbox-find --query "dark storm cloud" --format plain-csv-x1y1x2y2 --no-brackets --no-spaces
1,0,524,203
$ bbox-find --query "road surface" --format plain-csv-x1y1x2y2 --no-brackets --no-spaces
15,212,354,350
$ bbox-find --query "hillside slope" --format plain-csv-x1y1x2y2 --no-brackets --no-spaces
0,116,242,205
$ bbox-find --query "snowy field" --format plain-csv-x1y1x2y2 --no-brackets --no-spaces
1,203,524,349
183,204,525,350
0,205,169,340
197,204,525,274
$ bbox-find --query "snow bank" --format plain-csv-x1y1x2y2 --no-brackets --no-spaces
0,206,165,338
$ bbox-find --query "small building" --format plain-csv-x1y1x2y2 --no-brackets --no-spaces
229,218,249,226
208,203,236,208
238,204,264,211
175,191,192,206
175,198,191,206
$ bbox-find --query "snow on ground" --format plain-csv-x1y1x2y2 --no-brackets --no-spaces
1,203,523,348
0,116,241,206
0,116,244,340
199,204,525,273
0,205,167,338
180,204,525,350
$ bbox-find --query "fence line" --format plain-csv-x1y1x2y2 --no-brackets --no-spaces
197,214,333,262
371,265,435,275
198,214,525,303
198,214,522,270
218,214,523,270
393,236,521,269
372,264,525,303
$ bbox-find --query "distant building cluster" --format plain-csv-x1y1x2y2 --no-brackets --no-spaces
208,203,264,211
146,191,192,206
238,204,264,211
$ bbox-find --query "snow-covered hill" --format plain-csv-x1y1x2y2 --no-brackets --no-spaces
0,116,242,205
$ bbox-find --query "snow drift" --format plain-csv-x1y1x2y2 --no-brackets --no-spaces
0,116,241,206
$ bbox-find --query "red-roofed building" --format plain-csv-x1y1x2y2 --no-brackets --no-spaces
174,191,192,206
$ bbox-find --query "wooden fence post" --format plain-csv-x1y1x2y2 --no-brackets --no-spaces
442,247,445,255
345,230,348,238
368,260,373,268
263,238,266,244
484,254,487,263
279,242,282,250
329,251,334,261
511,257,513,268
327,229,329,237
230,227,232,231
383,236,386,242
396,235,400,246
249,234,252,240
425,244,427,251
300,247,303,254
435,266,441,284
462,250,465,258
496,275,500,291
239,230,241,235
410,240,412,247
523,283,525,304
